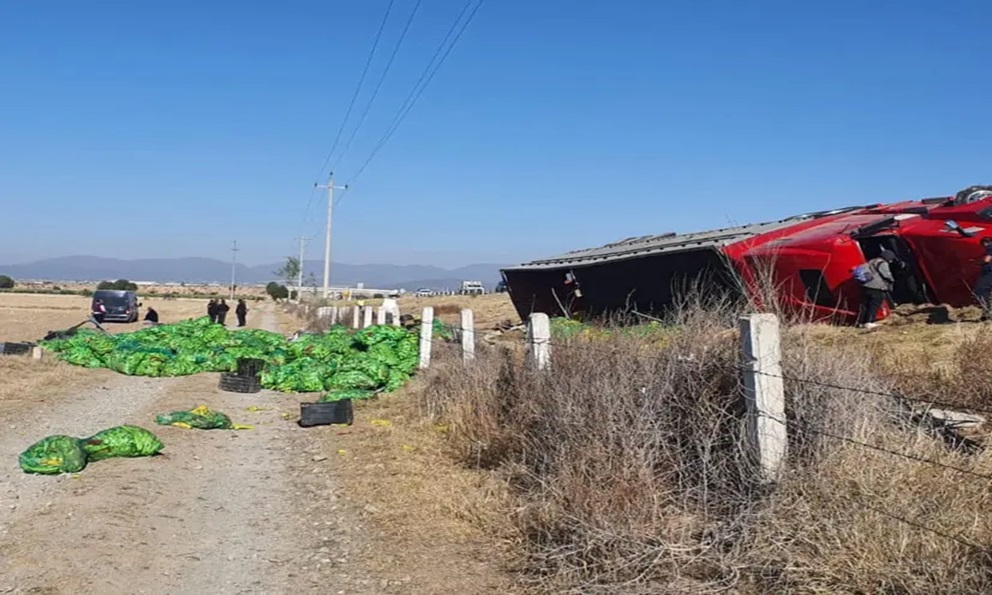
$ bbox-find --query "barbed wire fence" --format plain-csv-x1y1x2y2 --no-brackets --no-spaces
301,302,992,559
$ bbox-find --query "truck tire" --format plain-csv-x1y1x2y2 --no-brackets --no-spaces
218,372,262,394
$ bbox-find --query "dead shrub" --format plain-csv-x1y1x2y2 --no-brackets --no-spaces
433,303,463,316
418,305,992,593
877,330,992,415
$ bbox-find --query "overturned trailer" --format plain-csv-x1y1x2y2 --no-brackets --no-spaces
501,186,992,324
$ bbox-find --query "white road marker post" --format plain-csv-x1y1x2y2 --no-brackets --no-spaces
460,309,475,363
739,313,787,483
526,313,551,371
419,307,434,370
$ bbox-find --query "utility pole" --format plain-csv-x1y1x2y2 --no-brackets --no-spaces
294,236,310,302
314,173,348,299
229,240,239,300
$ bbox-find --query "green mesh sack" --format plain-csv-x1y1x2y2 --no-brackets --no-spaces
319,388,375,402
367,342,401,366
81,425,164,461
155,405,234,430
325,368,378,390
40,312,424,396
384,368,410,393
19,435,88,475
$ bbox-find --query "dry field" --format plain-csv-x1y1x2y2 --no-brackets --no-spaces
0,293,223,342
12,280,270,299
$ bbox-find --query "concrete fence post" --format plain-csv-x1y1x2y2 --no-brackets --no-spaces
460,309,475,363
31,346,43,361
526,313,551,371
362,306,374,329
352,306,361,329
329,306,339,325
419,307,434,370
376,306,387,326
739,313,787,483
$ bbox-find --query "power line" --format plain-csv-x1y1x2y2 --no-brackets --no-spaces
329,0,424,174
342,0,486,192
314,0,397,182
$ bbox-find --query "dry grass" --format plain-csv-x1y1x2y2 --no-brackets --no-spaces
416,304,992,594
10,280,271,299
0,293,225,342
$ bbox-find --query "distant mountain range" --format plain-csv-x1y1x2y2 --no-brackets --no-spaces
0,256,511,289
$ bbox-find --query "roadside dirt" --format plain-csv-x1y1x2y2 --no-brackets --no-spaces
0,304,509,594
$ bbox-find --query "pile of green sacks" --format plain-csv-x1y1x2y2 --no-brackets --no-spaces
41,317,423,401
19,425,164,475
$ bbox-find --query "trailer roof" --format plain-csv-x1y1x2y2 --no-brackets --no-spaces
503,209,870,271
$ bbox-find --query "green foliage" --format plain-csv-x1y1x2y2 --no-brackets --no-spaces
0,275,14,289
97,279,138,291
274,256,300,285
42,317,421,398
265,282,289,301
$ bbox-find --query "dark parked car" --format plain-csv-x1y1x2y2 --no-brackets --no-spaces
92,290,141,323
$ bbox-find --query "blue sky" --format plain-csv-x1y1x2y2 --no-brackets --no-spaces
2,0,991,268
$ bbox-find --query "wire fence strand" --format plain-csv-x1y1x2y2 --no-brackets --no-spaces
300,305,992,555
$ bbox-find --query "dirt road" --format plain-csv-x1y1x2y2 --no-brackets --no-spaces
0,305,377,594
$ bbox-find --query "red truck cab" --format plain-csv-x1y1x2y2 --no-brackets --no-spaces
502,187,992,325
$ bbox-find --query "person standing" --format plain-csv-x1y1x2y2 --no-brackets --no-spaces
217,299,230,325
92,299,107,324
207,299,218,323
975,237,992,321
855,250,896,329
235,299,248,327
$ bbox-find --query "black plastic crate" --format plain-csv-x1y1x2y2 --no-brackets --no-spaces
298,400,354,427
0,342,34,356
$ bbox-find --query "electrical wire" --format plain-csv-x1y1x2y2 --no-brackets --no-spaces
329,0,424,174
341,0,486,194
314,0,397,182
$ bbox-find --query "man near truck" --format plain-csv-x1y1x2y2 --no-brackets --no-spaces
975,237,992,321
855,250,897,329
